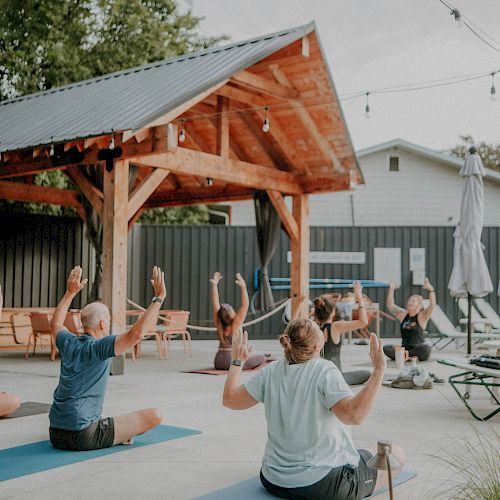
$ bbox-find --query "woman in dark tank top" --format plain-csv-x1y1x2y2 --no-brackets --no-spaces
384,278,436,362
314,281,371,385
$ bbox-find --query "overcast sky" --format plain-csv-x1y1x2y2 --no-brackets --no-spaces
184,0,500,152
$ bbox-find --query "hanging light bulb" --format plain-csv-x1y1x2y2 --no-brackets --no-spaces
490,72,497,101
262,106,270,132
49,137,55,156
179,120,186,142
452,9,463,29
109,130,115,150
365,93,371,119
206,177,214,187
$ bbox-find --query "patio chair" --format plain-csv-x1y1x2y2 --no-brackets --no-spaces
64,311,83,335
474,298,500,330
423,300,498,349
126,310,164,360
457,298,500,334
156,310,192,359
27,312,56,361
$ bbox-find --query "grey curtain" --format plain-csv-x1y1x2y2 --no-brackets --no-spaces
254,191,281,310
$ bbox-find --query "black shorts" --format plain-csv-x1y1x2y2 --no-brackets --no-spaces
49,417,115,451
260,449,377,500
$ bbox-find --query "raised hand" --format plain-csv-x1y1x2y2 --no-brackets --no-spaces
150,266,166,300
66,266,88,296
388,280,400,291
235,273,246,289
231,328,252,364
369,332,386,372
353,280,363,298
210,271,222,285
422,278,434,292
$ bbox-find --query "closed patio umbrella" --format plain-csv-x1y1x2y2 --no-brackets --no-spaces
448,147,493,354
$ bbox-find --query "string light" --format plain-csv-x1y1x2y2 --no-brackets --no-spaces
262,106,270,132
451,8,463,29
206,177,214,186
179,120,186,142
364,93,370,119
490,72,496,101
109,129,115,150
49,137,54,156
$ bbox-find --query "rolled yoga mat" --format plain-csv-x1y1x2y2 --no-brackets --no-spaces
3,402,51,419
196,467,417,499
0,424,201,481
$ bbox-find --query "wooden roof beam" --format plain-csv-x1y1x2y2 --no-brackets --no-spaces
268,64,343,173
66,166,104,217
128,147,302,194
232,70,298,100
0,180,83,215
127,168,171,220
215,85,267,107
216,96,230,158
267,190,298,242
147,189,255,208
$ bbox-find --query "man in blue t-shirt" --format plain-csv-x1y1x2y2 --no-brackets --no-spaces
49,265,166,451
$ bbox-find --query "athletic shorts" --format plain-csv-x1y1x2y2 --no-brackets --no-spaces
260,449,377,499
49,417,115,451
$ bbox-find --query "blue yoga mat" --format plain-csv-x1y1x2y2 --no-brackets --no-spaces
0,424,200,482
197,468,416,499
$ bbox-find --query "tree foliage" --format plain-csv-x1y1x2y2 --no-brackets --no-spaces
450,135,500,172
0,0,226,224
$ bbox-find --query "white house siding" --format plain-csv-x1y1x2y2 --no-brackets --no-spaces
227,146,500,226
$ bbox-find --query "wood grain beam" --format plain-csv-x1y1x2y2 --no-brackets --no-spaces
128,147,302,194
147,189,255,208
66,166,104,217
216,96,230,158
267,190,298,242
232,70,298,100
127,168,170,220
215,85,267,107
291,194,309,319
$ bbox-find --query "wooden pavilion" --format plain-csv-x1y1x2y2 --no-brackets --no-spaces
0,22,362,343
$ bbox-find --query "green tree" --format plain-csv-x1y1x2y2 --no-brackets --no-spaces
0,0,226,224
450,135,500,172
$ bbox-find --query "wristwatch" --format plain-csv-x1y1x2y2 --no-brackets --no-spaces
230,359,242,367
152,296,164,305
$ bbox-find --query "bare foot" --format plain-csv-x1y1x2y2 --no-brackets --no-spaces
121,438,134,446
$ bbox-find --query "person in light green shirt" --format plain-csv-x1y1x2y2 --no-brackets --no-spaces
223,320,406,499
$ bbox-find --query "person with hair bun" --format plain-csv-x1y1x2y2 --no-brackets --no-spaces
223,320,405,499
314,281,370,385
210,271,266,370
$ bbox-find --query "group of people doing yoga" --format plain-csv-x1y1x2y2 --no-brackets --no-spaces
1,269,441,499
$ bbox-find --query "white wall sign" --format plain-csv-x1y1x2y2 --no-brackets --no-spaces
374,248,401,284
409,248,426,271
286,251,365,264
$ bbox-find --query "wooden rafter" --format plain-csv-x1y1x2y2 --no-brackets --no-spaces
232,70,298,100
66,166,104,217
147,189,255,208
216,96,230,158
267,190,298,242
268,64,343,172
127,168,170,220
128,147,302,194
215,85,267,107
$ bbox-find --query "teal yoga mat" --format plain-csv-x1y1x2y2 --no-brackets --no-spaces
0,424,200,481
197,468,416,499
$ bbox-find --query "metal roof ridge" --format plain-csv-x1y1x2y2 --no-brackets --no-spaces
0,22,315,108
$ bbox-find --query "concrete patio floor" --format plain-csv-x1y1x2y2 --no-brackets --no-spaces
1,338,499,500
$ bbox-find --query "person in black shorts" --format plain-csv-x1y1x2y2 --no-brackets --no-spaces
48,266,165,451
384,278,436,362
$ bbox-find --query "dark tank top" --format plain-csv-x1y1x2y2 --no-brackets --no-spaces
400,313,425,348
321,323,342,372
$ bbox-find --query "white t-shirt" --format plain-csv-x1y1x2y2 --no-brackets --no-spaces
244,357,359,488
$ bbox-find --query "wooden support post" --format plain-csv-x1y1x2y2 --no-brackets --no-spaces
291,194,309,319
102,159,129,374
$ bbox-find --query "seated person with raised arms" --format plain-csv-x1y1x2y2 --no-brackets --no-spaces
48,266,165,451
223,321,406,499
384,278,435,362
314,281,371,385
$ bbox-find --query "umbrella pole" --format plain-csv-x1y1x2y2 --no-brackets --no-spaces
467,292,472,356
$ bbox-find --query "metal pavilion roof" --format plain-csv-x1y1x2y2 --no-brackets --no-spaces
0,23,315,154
